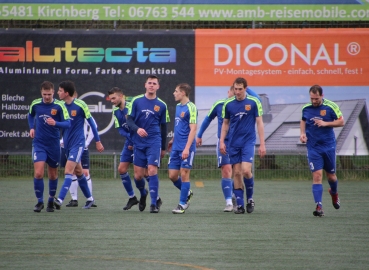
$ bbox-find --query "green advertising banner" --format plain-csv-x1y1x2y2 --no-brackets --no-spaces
0,4,368,21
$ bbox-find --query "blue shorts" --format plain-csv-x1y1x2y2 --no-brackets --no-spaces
307,146,336,173
217,139,230,168
65,144,84,164
168,150,195,170
60,147,89,169
133,145,161,168
32,144,60,168
120,142,134,163
228,144,255,165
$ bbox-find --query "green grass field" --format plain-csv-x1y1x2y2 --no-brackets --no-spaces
1,179,368,270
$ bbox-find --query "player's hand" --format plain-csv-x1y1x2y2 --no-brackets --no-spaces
137,128,148,137
196,137,202,147
300,134,307,143
219,141,226,155
128,145,133,150
96,141,104,153
46,117,56,126
167,140,173,152
258,144,266,158
182,148,189,160
160,150,166,159
313,119,327,127
29,129,35,138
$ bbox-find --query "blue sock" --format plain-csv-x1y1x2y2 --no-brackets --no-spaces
243,177,254,201
58,174,73,201
145,176,150,183
48,179,58,202
78,174,91,198
312,184,323,206
173,176,182,190
180,182,190,205
134,178,147,196
34,178,44,203
234,189,244,207
328,179,338,194
221,178,233,200
148,174,159,206
121,173,134,197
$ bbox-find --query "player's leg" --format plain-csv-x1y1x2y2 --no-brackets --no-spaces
45,149,60,212
146,146,162,213
217,140,233,212
308,148,325,217
133,147,149,212
74,162,95,209
60,146,78,207
323,148,340,209
81,149,96,207
119,145,138,210
32,146,46,212
233,163,245,214
240,144,255,213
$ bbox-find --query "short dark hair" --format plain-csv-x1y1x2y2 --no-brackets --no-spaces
40,81,54,91
146,75,160,83
309,85,323,96
176,83,191,97
233,77,247,88
59,81,76,97
108,87,124,96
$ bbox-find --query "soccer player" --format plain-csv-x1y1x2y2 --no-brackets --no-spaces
28,81,70,213
300,85,344,217
127,75,169,213
60,116,97,207
108,87,142,211
220,77,266,214
196,85,261,212
168,83,197,214
54,81,104,209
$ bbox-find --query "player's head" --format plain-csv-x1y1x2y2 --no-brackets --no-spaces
108,87,124,107
173,83,191,102
58,81,76,101
228,85,235,98
40,81,54,104
233,77,247,100
145,75,160,95
309,85,323,107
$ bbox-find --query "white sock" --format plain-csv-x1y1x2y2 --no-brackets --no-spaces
226,198,232,205
69,178,79,200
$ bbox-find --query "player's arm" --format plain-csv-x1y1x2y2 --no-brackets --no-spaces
126,115,148,137
28,113,35,138
86,117,104,153
196,116,212,147
160,123,168,158
300,120,307,143
256,116,266,158
182,123,197,160
219,118,229,155
314,116,344,128
85,118,96,149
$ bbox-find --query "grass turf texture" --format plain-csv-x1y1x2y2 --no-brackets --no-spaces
0,179,368,270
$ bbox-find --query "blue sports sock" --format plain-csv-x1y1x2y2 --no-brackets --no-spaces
78,174,92,198
173,176,182,190
328,179,338,194
221,178,233,200
34,178,44,203
145,176,150,183
179,182,190,205
234,189,244,207
243,177,254,201
312,184,323,206
134,178,147,196
120,173,134,197
148,174,159,206
48,179,58,202
58,174,73,201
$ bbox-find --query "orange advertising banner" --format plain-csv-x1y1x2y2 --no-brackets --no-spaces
195,29,369,86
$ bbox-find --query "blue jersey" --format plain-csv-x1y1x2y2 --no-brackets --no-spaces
113,101,133,145
28,98,69,147
63,98,99,149
302,98,342,148
173,101,197,152
222,95,263,148
128,94,169,148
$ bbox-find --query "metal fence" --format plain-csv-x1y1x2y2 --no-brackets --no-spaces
1,152,368,180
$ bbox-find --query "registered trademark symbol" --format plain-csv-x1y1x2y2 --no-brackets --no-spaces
347,42,360,56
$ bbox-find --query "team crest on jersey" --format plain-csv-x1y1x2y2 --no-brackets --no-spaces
71,110,77,116
245,105,251,111
154,105,160,112
320,110,326,116
180,111,185,117
51,109,57,115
